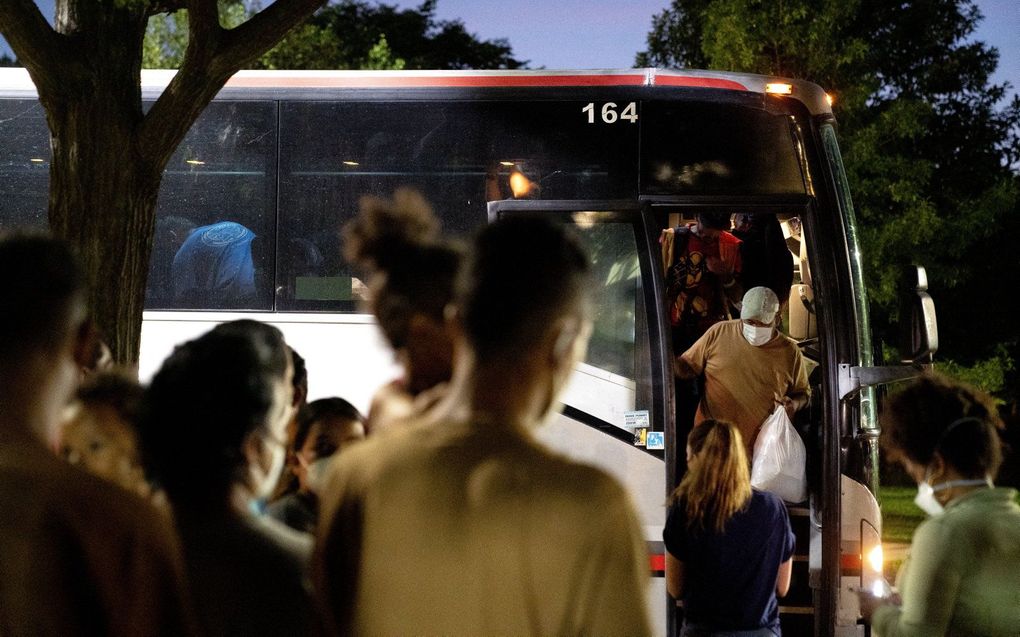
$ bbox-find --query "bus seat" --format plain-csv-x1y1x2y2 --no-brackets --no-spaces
788,283,817,341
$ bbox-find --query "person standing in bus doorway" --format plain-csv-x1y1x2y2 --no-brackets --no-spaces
859,373,1020,636
664,420,794,637
675,286,810,459
342,188,463,433
315,216,651,636
661,210,744,355
731,212,793,311
0,235,196,636
662,210,743,478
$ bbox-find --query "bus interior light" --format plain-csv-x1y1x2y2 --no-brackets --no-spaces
343,161,360,166
499,161,516,166
185,159,205,165
572,211,600,229
765,82,794,95
30,158,45,163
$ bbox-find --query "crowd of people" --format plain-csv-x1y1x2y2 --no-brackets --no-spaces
1,193,1018,637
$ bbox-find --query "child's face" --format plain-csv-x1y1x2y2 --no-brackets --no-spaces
60,403,147,494
294,417,366,493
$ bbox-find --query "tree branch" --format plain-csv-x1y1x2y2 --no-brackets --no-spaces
138,0,325,169
147,0,187,17
0,0,75,94
218,0,327,70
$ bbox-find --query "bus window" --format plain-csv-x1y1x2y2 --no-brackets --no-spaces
0,99,49,231
275,100,639,311
640,101,807,196
574,218,645,381
146,101,278,311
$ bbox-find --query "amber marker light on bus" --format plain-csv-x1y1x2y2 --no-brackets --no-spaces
765,82,794,95
866,544,884,574
509,169,534,198
825,93,835,107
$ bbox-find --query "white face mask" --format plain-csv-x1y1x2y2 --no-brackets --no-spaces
251,436,287,502
307,457,333,493
742,322,774,346
914,467,991,517
913,477,943,516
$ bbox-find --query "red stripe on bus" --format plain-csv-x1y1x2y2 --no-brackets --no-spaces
652,76,748,90
650,554,666,572
226,74,649,89
841,553,862,570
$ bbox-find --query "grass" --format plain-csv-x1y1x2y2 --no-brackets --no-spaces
877,486,924,579
878,486,925,544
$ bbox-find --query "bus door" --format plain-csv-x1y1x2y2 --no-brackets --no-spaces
646,199,819,636
487,199,673,636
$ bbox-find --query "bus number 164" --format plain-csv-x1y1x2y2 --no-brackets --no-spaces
582,101,638,124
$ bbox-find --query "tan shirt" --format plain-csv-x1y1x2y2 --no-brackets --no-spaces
316,419,652,636
681,319,810,452
0,434,196,636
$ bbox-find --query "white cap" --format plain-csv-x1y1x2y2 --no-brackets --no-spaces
740,286,780,323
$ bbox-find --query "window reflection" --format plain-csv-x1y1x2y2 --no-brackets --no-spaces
572,221,642,380
146,101,277,310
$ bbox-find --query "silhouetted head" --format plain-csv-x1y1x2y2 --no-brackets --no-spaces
343,188,462,392
881,373,1003,481
456,215,592,363
0,234,87,366
0,234,89,440
140,320,293,508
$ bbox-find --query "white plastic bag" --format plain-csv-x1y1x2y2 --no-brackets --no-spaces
750,404,807,503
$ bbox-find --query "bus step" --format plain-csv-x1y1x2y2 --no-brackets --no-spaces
779,607,815,637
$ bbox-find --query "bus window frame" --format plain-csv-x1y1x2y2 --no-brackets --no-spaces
485,199,670,460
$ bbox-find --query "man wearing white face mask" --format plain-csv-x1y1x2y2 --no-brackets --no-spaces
859,373,1020,636
675,286,810,457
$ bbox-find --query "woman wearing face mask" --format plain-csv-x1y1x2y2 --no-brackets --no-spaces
859,373,1020,636
676,286,811,459
139,320,313,637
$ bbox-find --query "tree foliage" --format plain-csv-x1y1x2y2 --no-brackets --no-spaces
144,0,526,70
638,0,1020,401
269,0,524,70
142,1,248,69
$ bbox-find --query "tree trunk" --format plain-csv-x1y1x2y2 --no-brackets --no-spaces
42,5,157,365
2,0,328,363
47,101,161,366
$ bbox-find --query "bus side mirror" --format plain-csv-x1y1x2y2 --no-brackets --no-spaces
898,265,938,363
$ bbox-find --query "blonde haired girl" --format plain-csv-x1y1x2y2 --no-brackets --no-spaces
664,419,795,636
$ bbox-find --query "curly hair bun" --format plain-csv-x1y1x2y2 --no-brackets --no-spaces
343,188,440,272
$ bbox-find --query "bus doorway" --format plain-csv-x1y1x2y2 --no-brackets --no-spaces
489,198,827,636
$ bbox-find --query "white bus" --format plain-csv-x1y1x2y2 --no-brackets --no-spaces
0,67,937,636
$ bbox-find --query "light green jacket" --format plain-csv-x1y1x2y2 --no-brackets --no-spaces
873,487,1020,637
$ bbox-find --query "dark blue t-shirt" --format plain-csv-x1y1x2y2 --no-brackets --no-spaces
663,489,795,631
